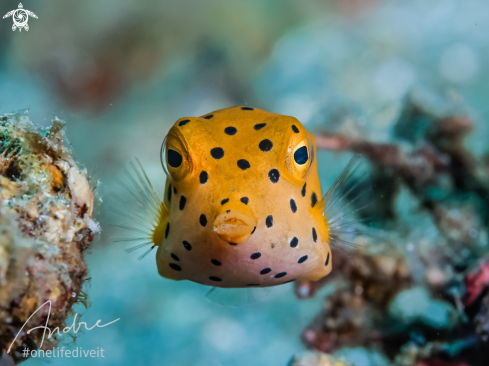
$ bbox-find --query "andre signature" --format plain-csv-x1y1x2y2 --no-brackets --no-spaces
7,300,120,353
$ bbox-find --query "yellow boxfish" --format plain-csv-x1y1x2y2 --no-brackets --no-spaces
114,106,367,290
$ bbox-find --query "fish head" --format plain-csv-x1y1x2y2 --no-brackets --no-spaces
156,106,332,287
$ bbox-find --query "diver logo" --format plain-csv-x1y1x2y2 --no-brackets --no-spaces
3,3,38,32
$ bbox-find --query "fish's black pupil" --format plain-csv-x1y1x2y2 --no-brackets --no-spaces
294,146,309,165
168,149,183,168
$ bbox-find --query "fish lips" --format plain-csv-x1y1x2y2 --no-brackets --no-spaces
213,209,257,244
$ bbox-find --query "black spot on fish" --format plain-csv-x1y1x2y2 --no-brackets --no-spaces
290,199,297,213
247,284,260,286
229,242,237,246
224,126,237,135
301,183,306,197
209,276,222,282
275,272,287,278
165,223,170,238
169,263,181,271
292,125,299,133
226,210,231,214
173,186,177,194
290,237,298,248
237,159,250,170
259,139,273,152
200,214,207,227
240,197,249,204
183,241,192,251
200,171,208,184
221,198,229,205
311,192,318,208
250,252,261,260
325,252,330,266
242,107,254,110
260,268,271,275
312,227,317,242
266,215,273,228
254,123,266,130
171,253,180,261
268,169,280,183
298,255,308,263
167,184,172,201
211,147,224,159
179,196,186,210
204,114,214,119
178,119,190,126
211,259,221,266
251,226,256,234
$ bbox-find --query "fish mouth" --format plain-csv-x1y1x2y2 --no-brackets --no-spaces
213,210,256,244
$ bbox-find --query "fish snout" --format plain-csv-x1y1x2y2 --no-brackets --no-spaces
213,209,256,244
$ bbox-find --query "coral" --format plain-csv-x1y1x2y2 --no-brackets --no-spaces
299,89,489,366
0,112,99,364
300,243,414,355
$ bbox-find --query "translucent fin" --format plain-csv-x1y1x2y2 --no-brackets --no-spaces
322,154,377,255
137,246,155,260
205,287,273,307
110,158,168,260
124,242,153,253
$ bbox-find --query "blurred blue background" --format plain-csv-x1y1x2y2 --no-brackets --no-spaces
1,0,488,365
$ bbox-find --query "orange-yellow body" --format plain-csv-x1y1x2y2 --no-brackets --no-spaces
155,106,332,288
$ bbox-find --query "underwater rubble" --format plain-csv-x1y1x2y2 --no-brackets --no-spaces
295,89,489,366
0,112,99,364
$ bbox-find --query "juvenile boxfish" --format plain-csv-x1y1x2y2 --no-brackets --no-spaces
114,106,367,289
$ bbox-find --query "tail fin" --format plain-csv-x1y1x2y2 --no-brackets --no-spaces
320,154,375,255
111,158,169,260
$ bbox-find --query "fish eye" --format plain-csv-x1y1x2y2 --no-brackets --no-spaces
283,132,313,182
167,149,183,168
293,146,309,165
161,129,193,181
